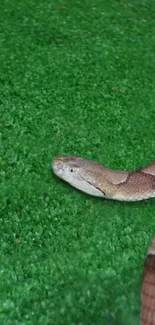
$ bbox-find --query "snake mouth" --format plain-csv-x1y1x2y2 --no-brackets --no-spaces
79,173,106,196
86,180,106,196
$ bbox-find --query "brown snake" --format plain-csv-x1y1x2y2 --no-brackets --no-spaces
141,236,155,325
52,156,155,324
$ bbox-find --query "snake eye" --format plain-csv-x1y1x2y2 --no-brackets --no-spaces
69,164,79,173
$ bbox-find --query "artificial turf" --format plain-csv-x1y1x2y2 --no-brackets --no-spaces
1,0,155,324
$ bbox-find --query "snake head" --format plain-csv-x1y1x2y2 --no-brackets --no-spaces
52,156,80,179
52,156,105,197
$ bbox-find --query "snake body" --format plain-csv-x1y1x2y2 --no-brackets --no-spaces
141,236,155,325
52,156,155,324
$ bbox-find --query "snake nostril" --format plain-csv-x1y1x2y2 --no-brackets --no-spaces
52,159,64,175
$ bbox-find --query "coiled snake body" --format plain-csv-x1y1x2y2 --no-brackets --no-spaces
52,156,155,324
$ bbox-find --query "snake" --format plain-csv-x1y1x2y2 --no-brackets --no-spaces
141,236,155,325
52,156,155,324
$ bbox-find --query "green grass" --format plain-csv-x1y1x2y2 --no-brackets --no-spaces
1,0,155,324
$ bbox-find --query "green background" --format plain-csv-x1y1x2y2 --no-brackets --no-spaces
1,0,155,324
